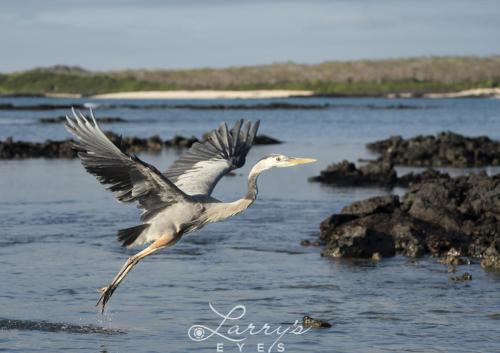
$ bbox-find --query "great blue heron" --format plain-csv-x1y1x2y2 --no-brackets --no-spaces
65,108,316,312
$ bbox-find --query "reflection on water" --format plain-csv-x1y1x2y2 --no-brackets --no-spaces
0,97,500,352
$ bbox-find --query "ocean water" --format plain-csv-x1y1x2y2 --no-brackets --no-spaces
0,97,500,353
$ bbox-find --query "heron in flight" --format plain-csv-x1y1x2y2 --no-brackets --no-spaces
65,108,316,312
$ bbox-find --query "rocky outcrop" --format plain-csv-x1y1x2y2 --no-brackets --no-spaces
309,160,397,187
104,132,164,154
164,132,281,149
0,131,281,159
0,103,87,111
164,135,199,149
0,133,164,159
396,168,449,187
319,173,500,269
367,132,500,167
309,160,448,188
254,134,282,145
0,137,76,159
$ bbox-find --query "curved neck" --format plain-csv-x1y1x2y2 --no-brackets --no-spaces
213,162,266,221
244,159,271,201
245,168,260,201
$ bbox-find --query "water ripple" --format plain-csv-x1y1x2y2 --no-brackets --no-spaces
0,318,125,335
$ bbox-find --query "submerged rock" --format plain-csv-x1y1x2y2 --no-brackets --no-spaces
319,173,500,269
300,239,322,247
367,132,500,167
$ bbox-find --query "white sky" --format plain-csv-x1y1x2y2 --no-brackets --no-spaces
2,0,500,72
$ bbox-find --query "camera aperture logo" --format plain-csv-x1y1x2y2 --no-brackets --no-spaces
188,303,311,352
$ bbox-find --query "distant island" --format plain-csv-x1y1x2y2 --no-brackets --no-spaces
1,56,499,98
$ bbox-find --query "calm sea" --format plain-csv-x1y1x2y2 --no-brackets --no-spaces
1,97,499,352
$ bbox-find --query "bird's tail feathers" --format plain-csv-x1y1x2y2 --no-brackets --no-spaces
117,224,150,247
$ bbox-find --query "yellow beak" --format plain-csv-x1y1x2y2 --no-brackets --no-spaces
287,157,317,166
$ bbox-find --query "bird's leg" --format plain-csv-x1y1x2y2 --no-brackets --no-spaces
96,235,178,313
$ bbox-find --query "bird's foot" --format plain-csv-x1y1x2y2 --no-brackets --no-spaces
96,284,117,313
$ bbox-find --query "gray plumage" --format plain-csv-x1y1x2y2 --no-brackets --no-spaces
65,108,315,312
164,119,259,196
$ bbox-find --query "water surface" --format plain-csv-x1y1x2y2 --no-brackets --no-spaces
1,97,500,352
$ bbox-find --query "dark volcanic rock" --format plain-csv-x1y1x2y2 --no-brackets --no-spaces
40,116,126,124
0,129,281,159
396,168,449,187
320,173,500,269
309,160,397,187
341,195,400,216
481,242,500,269
0,137,75,159
0,103,87,111
254,134,282,145
367,132,500,167
0,133,164,159
321,215,396,258
164,135,199,148
310,159,448,188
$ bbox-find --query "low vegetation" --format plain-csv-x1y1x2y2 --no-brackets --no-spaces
1,56,499,96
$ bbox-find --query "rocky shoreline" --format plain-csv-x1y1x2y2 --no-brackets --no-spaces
367,131,500,167
40,116,127,124
0,132,281,159
0,132,166,159
311,131,500,189
317,172,500,269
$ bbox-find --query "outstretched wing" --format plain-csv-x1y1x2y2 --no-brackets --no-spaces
65,108,191,221
164,119,260,196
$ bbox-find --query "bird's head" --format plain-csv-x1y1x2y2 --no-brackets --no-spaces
253,154,317,173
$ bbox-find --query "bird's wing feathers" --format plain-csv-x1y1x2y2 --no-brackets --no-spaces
65,108,190,221
164,119,260,196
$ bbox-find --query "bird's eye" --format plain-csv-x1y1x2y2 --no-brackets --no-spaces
276,157,281,161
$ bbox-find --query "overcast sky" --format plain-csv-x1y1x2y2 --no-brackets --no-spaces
2,0,500,72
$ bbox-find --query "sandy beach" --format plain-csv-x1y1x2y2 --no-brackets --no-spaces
75,88,500,100
424,87,500,98
90,90,315,100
